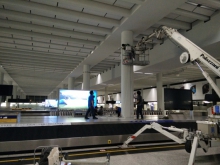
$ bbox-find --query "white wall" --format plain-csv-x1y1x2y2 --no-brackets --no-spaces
90,65,121,87
143,88,157,101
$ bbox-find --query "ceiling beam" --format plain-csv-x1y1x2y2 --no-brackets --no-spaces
120,0,144,5
0,19,105,41
4,66,71,73
0,53,82,63
0,58,77,68
0,0,120,26
173,8,209,21
0,48,85,60
190,0,220,9
0,41,90,56
0,27,100,46
157,17,191,30
0,9,112,35
0,36,94,51
54,0,130,17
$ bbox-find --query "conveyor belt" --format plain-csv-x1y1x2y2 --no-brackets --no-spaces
0,142,184,165
0,120,197,153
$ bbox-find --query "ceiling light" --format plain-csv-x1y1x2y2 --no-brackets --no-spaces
144,73,153,74
91,51,94,54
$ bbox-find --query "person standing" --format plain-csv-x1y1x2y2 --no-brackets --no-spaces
115,106,121,117
85,90,98,119
136,91,143,120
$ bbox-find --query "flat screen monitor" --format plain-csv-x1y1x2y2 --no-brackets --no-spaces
58,90,97,110
8,99,30,103
0,85,13,96
45,99,58,108
164,88,193,110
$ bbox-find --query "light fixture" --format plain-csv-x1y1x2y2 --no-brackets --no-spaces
144,73,153,74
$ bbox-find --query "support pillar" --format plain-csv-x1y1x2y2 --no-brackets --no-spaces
68,77,75,90
105,87,108,108
17,89,21,99
23,93,26,99
0,72,4,108
83,65,90,90
56,88,60,100
13,86,17,99
121,31,134,119
156,73,165,115
6,81,12,109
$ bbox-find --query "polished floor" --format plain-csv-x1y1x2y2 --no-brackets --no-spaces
62,147,220,165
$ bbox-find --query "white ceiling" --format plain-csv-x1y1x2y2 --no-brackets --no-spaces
0,0,219,96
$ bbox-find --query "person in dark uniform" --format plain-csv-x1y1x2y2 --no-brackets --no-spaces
136,91,143,120
85,90,98,119
115,106,121,117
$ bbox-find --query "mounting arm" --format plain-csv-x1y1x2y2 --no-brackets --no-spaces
138,26,220,98
120,122,187,148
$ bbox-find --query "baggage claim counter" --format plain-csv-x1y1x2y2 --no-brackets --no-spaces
0,111,21,123
0,120,197,154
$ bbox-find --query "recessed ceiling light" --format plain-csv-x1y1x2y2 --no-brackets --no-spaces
144,73,153,74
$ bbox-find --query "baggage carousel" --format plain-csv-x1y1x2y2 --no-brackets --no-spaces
0,115,198,154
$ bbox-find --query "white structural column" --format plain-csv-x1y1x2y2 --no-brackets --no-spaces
17,89,21,99
83,65,90,90
121,31,134,118
156,73,165,115
68,77,75,90
0,72,4,108
6,81,12,109
13,85,17,99
56,88,60,99
23,93,26,99
105,86,108,108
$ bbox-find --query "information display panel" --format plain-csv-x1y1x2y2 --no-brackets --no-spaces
58,90,97,110
45,99,58,108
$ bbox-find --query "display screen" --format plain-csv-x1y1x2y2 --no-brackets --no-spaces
0,85,13,96
45,99,58,108
164,88,193,110
58,90,97,110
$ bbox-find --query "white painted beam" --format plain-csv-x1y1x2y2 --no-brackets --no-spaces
55,0,130,17
0,48,85,60
0,36,93,52
0,41,90,56
0,53,82,63
1,59,76,68
0,0,120,26
0,9,112,35
190,0,220,9
0,27,100,46
173,8,209,21
0,19,105,41
0,54,79,65
120,0,144,5
157,17,191,30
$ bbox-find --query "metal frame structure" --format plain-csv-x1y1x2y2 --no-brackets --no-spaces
121,26,220,165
